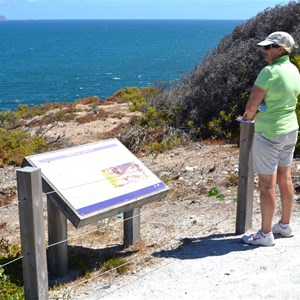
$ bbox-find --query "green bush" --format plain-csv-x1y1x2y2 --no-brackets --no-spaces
0,129,48,166
106,86,161,112
0,110,23,130
101,257,129,274
139,106,171,127
148,2,300,142
0,239,23,300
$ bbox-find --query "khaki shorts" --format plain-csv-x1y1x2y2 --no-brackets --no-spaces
252,130,298,175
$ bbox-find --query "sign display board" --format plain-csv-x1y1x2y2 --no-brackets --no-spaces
24,139,169,227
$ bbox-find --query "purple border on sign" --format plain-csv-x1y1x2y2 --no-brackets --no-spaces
38,143,117,164
77,182,166,215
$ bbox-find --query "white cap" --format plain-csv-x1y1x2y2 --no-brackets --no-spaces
257,31,296,53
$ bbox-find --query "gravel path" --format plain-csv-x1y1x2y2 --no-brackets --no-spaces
73,205,300,300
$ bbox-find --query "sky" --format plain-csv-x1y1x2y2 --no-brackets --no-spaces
0,0,291,20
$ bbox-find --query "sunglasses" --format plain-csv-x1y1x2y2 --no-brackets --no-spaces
263,44,281,50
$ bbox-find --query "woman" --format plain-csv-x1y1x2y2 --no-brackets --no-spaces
242,31,300,246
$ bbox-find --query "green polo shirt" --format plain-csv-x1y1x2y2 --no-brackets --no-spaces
254,55,300,138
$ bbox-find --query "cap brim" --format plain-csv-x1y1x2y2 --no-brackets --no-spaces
257,40,274,46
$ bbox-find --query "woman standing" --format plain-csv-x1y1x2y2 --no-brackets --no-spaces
242,32,300,246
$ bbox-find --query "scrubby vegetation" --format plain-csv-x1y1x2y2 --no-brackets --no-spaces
144,1,300,143
117,2,300,153
0,128,48,167
0,239,23,300
105,85,164,114
1,3,299,164
1,3,300,298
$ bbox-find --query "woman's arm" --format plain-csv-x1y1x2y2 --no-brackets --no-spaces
242,85,267,121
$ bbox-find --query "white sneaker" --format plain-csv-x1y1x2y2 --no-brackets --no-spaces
242,230,275,246
272,222,293,237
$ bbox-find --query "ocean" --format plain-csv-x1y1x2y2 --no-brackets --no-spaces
0,19,244,111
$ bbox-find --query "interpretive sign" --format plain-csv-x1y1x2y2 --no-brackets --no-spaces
24,138,169,227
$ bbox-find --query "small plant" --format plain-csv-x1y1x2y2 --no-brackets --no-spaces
102,257,129,274
207,187,225,200
49,290,72,300
0,274,24,300
0,239,23,299
207,187,219,197
159,173,170,185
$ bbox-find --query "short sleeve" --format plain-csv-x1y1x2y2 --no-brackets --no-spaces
254,67,272,91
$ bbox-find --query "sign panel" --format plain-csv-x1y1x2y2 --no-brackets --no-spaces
24,139,169,227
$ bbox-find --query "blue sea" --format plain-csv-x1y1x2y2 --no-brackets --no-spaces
0,19,244,111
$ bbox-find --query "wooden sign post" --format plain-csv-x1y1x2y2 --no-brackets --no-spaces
17,167,49,300
236,122,255,234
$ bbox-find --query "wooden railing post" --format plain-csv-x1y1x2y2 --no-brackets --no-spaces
236,122,255,234
123,207,141,247
17,167,49,300
47,193,68,277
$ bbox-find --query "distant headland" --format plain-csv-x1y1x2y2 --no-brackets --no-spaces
0,16,7,21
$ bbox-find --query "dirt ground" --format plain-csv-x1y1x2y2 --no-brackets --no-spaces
1,101,300,299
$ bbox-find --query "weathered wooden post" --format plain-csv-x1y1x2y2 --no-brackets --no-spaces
47,193,68,277
236,122,255,234
123,207,141,247
17,167,49,300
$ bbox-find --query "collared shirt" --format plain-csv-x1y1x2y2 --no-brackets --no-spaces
254,55,300,138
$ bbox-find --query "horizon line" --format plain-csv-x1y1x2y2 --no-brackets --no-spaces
1,18,247,22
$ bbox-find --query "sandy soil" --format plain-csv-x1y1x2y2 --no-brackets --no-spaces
1,101,300,300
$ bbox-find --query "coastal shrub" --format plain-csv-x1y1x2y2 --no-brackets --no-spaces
106,86,161,112
0,110,23,130
118,125,189,154
207,105,238,140
0,268,24,300
0,238,23,299
0,128,48,166
30,105,78,127
149,2,300,143
0,102,79,131
75,96,102,105
16,103,71,119
139,106,171,127
101,257,129,274
76,108,109,124
106,86,146,110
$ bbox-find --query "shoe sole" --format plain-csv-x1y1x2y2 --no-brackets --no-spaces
273,232,294,238
242,237,275,246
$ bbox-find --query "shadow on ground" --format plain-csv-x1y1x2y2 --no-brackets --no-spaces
153,233,257,260
48,243,136,287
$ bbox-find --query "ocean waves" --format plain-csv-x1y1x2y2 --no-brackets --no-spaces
0,19,244,111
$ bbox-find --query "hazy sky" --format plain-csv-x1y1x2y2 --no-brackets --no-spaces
0,0,290,20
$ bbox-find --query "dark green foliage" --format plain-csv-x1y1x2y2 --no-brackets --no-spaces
101,257,129,274
150,2,300,141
